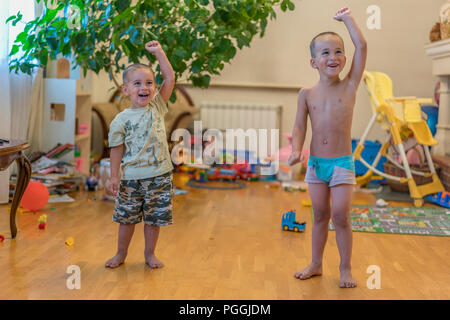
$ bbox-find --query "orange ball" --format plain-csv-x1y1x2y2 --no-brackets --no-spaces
20,181,49,212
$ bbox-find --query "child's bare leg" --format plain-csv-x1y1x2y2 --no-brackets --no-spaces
144,224,163,268
330,184,356,288
105,224,135,268
295,183,330,280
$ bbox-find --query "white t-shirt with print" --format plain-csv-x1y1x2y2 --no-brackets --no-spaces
108,93,174,180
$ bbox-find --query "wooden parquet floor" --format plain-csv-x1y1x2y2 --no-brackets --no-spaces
0,173,448,299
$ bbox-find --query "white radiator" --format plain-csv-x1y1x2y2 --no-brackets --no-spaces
194,101,282,167
199,101,282,132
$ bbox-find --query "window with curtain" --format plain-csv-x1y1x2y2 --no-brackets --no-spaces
0,0,37,204
6,0,36,60
0,3,10,61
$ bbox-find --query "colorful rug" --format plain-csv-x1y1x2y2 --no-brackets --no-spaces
312,205,450,236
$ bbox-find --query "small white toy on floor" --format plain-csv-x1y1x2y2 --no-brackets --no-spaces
376,198,388,208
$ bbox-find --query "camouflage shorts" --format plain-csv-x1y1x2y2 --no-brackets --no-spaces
113,172,173,226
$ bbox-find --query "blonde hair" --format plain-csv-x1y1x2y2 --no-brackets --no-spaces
122,63,154,83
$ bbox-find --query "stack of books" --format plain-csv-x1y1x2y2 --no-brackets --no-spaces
9,143,85,201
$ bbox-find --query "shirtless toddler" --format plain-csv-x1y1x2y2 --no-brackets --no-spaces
288,8,367,288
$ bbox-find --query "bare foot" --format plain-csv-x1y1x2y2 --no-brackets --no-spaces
105,252,126,268
145,254,164,269
294,262,322,280
339,269,357,288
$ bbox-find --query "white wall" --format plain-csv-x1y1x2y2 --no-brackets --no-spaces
92,0,443,147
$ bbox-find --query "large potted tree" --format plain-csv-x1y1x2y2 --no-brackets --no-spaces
7,0,296,102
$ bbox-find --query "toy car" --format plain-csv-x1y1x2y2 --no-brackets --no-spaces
281,210,306,232
232,163,259,181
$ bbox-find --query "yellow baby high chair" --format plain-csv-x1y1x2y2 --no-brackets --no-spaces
353,71,444,207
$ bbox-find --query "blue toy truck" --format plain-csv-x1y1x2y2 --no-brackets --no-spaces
281,210,306,232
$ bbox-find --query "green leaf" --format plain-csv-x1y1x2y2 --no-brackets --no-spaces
121,7,133,20
224,46,236,60
115,50,122,63
121,40,131,57
174,47,187,59
11,12,23,26
260,19,268,36
87,59,97,70
111,14,122,25
46,37,58,50
192,74,211,88
9,45,20,56
191,59,203,73
207,29,215,38
184,0,194,8
115,0,132,13
43,8,58,24
236,34,250,48
5,15,16,24
15,32,28,44
169,91,177,103
24,35,35,51
39,48,48,66
243,30,252,39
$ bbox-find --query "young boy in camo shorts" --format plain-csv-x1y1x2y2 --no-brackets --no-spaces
105,41,175,269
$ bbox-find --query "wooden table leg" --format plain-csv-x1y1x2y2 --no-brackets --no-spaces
10,152,31,239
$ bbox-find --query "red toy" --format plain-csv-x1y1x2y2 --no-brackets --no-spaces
0,235,5,242
38,214,47,230
232,163,259,181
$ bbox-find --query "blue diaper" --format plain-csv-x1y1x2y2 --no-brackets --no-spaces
307,155,355,183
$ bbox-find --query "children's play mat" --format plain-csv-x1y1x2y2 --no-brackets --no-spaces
315,205,450,236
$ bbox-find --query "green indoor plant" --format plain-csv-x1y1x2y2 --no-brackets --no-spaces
7,0,296,102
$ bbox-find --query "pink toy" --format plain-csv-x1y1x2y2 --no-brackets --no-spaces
78,123,89,135
74,157,83,171
394,145,425,166
406,147,425,165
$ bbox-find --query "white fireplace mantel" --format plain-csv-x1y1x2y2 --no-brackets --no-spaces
425,39,450,157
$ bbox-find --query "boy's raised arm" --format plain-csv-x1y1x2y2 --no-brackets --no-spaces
145,41,175,104
335,8,367,88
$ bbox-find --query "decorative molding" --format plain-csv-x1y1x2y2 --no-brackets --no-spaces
177,81,302,91
425,39,450,59
436,124,450,130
